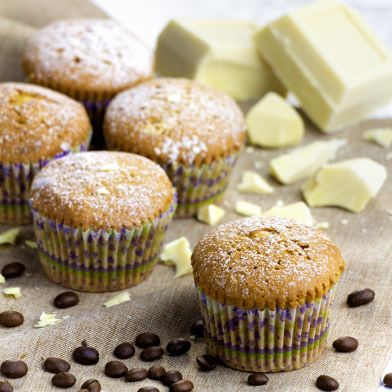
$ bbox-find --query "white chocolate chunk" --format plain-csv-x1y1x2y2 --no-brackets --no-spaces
363,128,392,149
104,292,131,308
160,237,192,278
3,287,22,299
235,200,262,217
197,204,225,226
262,201,314,226
0,228,21,245
0,274,5,284
238,171,274,194
25,240,37,249
303,158,387,213
34,312,69,328
270,139,346,184
246,92,304,148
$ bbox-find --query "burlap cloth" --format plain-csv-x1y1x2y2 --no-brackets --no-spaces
0,1,392,391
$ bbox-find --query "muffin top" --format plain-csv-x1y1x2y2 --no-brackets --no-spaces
30,151,175,230
104,78,246,166
0,82,91,164
22,19,153,98
192,216,345,310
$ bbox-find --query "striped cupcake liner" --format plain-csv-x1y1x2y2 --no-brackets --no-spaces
0,138,91,225
31,199,176,292
197,286,336,372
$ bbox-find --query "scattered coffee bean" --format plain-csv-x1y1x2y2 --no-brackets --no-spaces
104,361,127,378
125,368,148,382
80,379,101,392
113,342,135,359
72,342,99,365
0,360,28,379
137,387,159,392
135,332,160,348
52,372,76,388
333,336,358,353
0,380,13,392
316,375,339,391
54,292,79,309
43,357,70,374
140,346,164,362
166,338,191,356
148,365,166,380
190,320,204,338
0,311,24,328
383,373,392,387
347,288,375,307
247,373,268,386
170,380,194,392
1,263,25,279
196,354,217,371
162,370,183,387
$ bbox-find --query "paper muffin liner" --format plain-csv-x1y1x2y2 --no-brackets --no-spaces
163,152,239,218
197,286,336,372
0,138,91,225
31,198,176,292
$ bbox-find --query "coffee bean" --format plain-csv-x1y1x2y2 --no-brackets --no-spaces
137,387,159,392
80,379,101,392
170,380,194,392
0,361,28,379
72,342,99,365
316,375,339,391
383,373,392,387
162,370,182,386
0,311,24,328
135,332,160,348
54,292,79,309
190,320,204,338
166,338,191,356
52,372,76,388
104,361,127,378
43,357,70,374
125,368,148,382
0,380,13,392
113,342,135,359
148,365,166,380
347,288,375,307
1,263,25,279
247,373,268,386
333,336,358,353
196,354,217,371
140,346,164,362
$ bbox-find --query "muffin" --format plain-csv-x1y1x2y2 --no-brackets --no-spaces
0,82,91,224
29,151,176,292
22,18,153,139
192,216,345,372
104,78,246,217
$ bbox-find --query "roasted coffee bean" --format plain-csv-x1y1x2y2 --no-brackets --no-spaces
347,288,375,307
161,370,183,386
72,342,99,365
247,373,268,386
52,372,76,388
148,365,166,380
190,320,204,338
104,361,127,378
135,332,160,348
0,311,24,328
383,373,392,387
113,342,135,359
140,346,164,362
125,368,148,382
0,360,28,379
0,380,13,392
166,338,191,356
54,292,79,309
333,336,358,353
43,357,70,374
316,375,339,391
80,379,101,392
196,354,217,371
1,263,25,279
137,387,159,392
170,380,194,392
